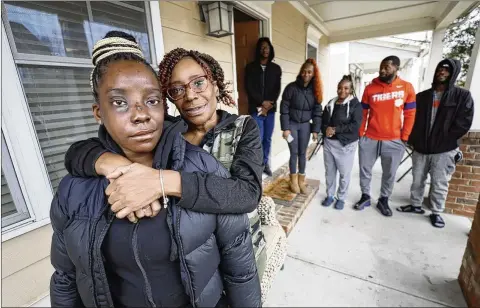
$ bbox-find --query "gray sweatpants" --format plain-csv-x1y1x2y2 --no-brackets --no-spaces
323,138,357,200
359,136,406,198
410,150,458,213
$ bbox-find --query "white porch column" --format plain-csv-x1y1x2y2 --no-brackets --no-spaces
466,26,480,130
422,28,446,91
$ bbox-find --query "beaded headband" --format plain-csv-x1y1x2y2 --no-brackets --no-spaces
89,36,145,93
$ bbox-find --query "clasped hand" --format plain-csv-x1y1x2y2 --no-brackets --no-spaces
106,163,162,223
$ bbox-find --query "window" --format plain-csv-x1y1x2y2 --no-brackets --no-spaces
1,1,155,237
2,134,31,228
307,43,318,62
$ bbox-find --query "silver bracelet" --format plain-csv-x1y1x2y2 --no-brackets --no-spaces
159,169,169,208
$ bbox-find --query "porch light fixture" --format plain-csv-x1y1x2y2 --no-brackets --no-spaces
199,1,233,38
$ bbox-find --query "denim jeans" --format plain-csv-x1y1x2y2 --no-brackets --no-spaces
251,111,275,165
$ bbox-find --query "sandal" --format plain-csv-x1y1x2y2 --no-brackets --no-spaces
429,214,445,228
396,205,425,214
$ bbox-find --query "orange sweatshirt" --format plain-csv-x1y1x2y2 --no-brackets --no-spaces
359,76,416,141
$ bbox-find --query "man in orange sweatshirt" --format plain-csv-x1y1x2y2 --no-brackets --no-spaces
354,56,416,217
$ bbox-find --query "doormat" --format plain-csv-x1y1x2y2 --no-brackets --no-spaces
263,176,297,202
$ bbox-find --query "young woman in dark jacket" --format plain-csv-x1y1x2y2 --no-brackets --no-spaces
280,58,323,194
321,75,363,210
50,31,261,308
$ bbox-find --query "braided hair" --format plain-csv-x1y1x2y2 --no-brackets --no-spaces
158,48,235,107
90,31,157,104
339,74,357,97
299,58,323,104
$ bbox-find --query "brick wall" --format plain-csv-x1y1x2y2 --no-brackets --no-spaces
458,197,480,307
446,131,480,218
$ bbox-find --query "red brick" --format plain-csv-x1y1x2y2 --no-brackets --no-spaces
457,198,479,206
444,208,454,214
464,173,480,181
465,205,478,215
457,165,473,173
449,191,467,198
466,160,480,167
446,202,464,210
459,185,480,193
463,138,480,145
451,178,471,185
460,144,469,152
469,145,480,153
450,184,459,191
473,166,480,174
471,180,480,187
453,171,463,179
453,208,476,218
447,196,457,202
470,229,480,263
464,152,477,159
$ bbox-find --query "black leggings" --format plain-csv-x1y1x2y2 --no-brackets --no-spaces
288,121,311,174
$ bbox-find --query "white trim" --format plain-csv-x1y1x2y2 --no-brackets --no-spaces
307,38,319,49
290,1,329,36
149,1,165,63
307,24,323,42
236,1,272,37
108,1,145,12
229,2,273,108
465,25,480,89
148,1,173,113
230,16,238,103
435,1,478,29
306,39,319,62
2,218,51,242
1,22,56,240
329,17,436,43
1,133,32,228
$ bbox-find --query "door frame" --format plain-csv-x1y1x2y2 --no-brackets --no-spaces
230,2,272,104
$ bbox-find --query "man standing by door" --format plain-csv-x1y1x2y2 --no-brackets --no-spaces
397,59,474,228
245,37,282,176
354,56,416,217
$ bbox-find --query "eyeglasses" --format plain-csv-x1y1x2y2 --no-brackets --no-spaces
167,75,209,101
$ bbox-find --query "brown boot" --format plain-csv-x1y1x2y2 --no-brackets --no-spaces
289,174,300,193
298,174,308,194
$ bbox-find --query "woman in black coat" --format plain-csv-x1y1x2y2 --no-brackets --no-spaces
50,31,261,308
321,75,363,210
280,58,323,194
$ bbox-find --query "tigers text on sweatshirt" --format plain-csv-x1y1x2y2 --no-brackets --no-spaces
359,76,416,141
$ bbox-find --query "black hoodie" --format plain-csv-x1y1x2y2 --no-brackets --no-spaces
408,59,474,154
244,38,282,114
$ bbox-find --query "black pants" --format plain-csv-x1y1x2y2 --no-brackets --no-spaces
288,121,311,174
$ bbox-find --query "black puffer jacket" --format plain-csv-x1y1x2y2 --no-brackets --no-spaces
280,76,322,133
408,59,475,154
50,123,261,307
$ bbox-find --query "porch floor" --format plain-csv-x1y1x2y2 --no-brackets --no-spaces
264,148,471,307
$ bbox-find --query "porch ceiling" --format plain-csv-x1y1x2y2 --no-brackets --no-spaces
298,0,479,43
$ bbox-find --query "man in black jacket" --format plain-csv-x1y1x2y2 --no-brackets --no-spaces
245,37,282,176
398,59,474,228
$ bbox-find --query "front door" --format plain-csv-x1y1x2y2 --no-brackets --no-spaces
234,20,260,115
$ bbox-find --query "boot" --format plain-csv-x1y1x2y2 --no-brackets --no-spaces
298,174,308,194
289,174,300,194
